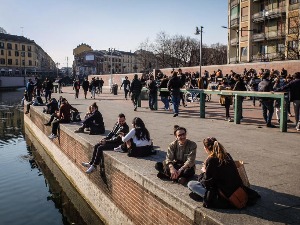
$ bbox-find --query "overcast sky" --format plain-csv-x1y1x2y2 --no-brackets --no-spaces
2,0,228,67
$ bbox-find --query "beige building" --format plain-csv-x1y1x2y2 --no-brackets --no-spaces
227,0,300,64
0,33,56,76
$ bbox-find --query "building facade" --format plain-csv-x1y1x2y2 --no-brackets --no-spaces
73,44,141,77
227,0,300,64
0,33,56,76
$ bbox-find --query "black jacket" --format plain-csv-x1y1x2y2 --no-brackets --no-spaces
159,78,170,97
167,76,182,96
258,79,274,101
130,78,142,94
277,79,300,102
105,122,129,144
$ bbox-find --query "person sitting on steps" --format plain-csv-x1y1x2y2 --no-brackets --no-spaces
155,126,197,185
81,113,129,174
74,102,105,135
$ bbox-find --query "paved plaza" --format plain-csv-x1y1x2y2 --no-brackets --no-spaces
51,86,300,225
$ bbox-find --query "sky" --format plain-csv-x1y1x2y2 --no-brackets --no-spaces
1,0,228,68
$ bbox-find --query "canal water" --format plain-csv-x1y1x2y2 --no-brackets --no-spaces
0,90,103,225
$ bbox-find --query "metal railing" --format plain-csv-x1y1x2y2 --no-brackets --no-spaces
139,88,289,132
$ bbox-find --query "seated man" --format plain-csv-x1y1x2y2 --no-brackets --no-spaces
47,98,78,139
25,95,44,114
74,102,105,135
43,98,58,114
155,126,197,185
81,113,129,174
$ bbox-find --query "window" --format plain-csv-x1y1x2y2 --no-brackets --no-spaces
15,51,19,57
0,42,4,49
8,59,12,65
7,43,12,49
8,50,11,56
22,45,25,51
15,59,18,65
22,60,25,66
241,47,248,56
0,58,5,64
27,46,31,51
15,44,18,50
290,0,299,4
241,7,248,22
0,50,3,55
288,40,299,49
21,52,25,57
277,43,285,53
231,6,239,20
28,52,32,57
29,60,32,66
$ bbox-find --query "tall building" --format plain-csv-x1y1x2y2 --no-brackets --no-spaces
0,33,56,76
226,0,300,64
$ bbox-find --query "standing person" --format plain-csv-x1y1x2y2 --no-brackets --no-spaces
159,75,170,110
47,98,78,139
73,79,80,99
147,75,158,110
120,76,131,100
117,117,153,157
34,77,42,97
95,77,100,94
43,77,53,103
167,71,182,117
99,77,104,94
258,72,276,128
130,74,142,111
155,126,197,185
26,78,34,102
81,113,130,174
89,77,97,99
232,74,247,120
187,137,260,208
248,74,259,106
218,80,233,122
276,72,300,131
82,77,90,99
178,69,187,107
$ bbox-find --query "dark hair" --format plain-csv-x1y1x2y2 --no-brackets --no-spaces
262,72,270,80
293,72,300,79
132,117,150,141
203,137,228,164
91,102,98,110
118,113,125,118
173,126,186,136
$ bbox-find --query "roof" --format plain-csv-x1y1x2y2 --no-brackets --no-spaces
0,33,35,44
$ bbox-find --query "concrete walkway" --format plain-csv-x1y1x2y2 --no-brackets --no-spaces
51,86,300,225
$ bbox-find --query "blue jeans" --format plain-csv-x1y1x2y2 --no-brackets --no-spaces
172,95,180,114
161,96,169,110
261,100,274,125
148,93,157,109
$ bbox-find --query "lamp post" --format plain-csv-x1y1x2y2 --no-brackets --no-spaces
56,62,60,77
109,48,115,88
195,26,203,76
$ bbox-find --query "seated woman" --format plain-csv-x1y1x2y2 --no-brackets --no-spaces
74,102,105,135
187,137,260,208
117,117,153,157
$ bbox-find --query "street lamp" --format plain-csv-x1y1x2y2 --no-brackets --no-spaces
195,26,203,76
56,62,60,77
108,48,115,88
222,25,239,63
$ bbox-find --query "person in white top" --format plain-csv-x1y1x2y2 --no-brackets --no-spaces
118,117,153,157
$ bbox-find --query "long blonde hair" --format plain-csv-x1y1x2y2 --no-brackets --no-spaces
203,137,228,165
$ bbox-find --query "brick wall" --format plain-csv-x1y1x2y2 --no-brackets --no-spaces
25,110,196,225
89,60,300,87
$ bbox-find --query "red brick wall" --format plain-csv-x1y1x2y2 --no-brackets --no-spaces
26,110,194,225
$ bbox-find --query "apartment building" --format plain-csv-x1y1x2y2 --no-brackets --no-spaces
227,0,300,64
0,33,56,76
73,44,140,76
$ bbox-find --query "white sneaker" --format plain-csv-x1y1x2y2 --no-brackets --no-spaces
86,165,96,174
81,162,90,167
114,146,124,152
48,134,57,139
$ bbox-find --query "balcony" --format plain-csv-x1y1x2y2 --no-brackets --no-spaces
230,0,239,8
240,56,248,62
252,33,265,42
230,37,239,46
252,7,286,23
267,31,286,40
289,3,300,11
229,57,238,63
230,18,239,28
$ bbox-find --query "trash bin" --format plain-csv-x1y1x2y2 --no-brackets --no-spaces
113,84,118,95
